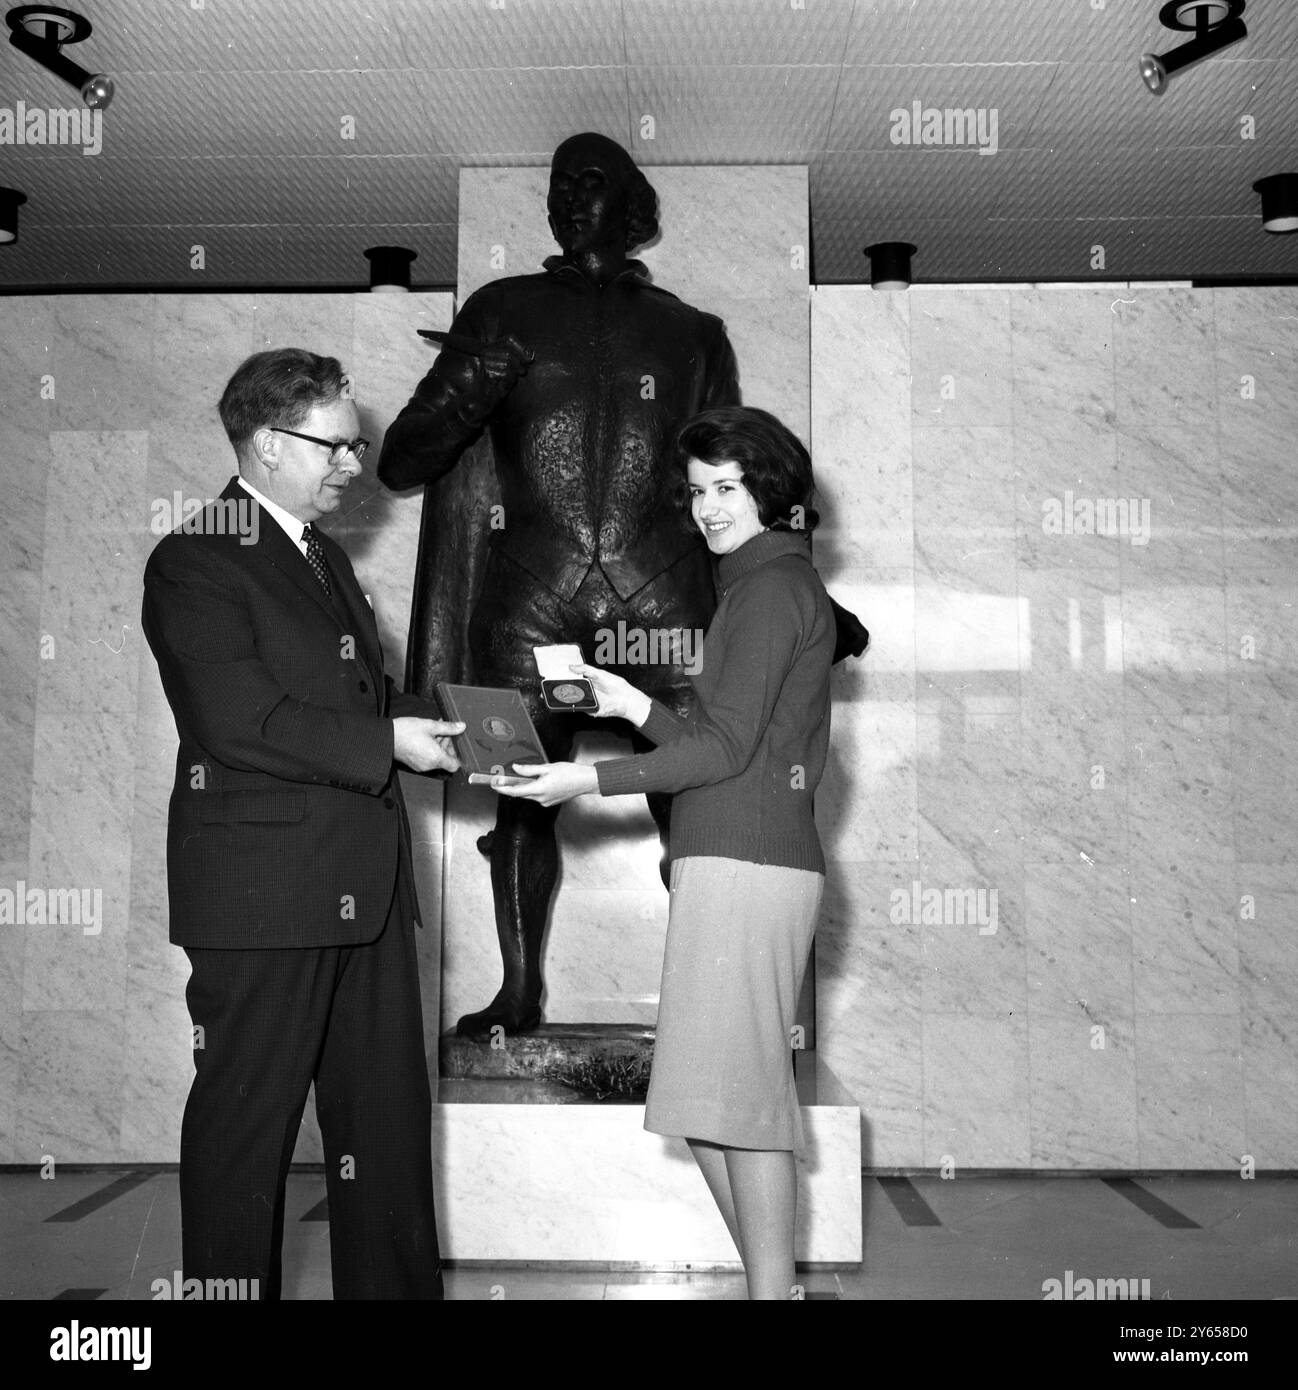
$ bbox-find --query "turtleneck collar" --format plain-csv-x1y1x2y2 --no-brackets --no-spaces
716,528,813,590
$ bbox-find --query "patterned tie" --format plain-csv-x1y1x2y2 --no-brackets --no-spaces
302,524,331,595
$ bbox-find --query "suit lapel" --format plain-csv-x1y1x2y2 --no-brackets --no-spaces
317,529,385,683
226,479,334,621
224,478,383,686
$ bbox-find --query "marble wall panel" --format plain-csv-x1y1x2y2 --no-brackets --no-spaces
1235,864,1298,1168
1135,1014,1245,1170
1,277,1294,1170
812,283,1295,1169
811,288,912,573
922,1013,1031,1169
909,288,1014,430
1,290,453,1165
0,856,23,1163
815,862,924,1169
1028,1017,1139,1169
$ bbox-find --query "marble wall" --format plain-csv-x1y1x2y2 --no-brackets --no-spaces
811,283,1298,1171
0,291,454,1164
2,280,1295,1170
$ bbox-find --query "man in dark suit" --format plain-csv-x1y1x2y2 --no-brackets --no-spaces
142,347,463,1300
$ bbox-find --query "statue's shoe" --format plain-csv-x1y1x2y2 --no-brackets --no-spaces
456,998,542,1038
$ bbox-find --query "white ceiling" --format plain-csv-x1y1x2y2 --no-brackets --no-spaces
1,0,1296,289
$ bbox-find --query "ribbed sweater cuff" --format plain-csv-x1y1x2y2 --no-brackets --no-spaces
639,700,688,746
595,755,652,797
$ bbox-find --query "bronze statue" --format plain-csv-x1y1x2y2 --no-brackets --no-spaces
379,132,740,1037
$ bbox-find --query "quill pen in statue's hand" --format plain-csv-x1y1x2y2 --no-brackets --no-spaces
417,329,536,369
417,328,489,358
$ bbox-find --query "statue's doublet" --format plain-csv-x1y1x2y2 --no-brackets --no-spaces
381,258,739,695
449,259,739,602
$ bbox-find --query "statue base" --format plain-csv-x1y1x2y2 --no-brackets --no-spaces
440,1022,654,1102
431,1048,862,1266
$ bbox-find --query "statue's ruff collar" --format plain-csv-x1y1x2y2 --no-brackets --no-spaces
542,255,652,286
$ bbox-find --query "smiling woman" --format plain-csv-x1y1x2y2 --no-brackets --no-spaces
689,458,766,554
676,403,821,550
495,404,834,1301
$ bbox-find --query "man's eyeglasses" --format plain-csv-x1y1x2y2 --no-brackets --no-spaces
271,428,370,465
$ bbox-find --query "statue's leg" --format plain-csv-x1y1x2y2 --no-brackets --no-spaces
457,555,575,1037
454,793,561,1039
457,710,577,1038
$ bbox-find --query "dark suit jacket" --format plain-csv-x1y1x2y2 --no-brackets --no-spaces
142,477,438,950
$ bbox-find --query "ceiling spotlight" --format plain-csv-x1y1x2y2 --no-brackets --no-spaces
864,242,916,291
1252,174,1298,234
0,187,28,244
1140,1,1246,95
6,6,114,110
364,245,418,293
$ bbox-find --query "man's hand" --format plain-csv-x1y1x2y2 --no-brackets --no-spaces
392,717,465,773
571,663,651,725
491,761,599,806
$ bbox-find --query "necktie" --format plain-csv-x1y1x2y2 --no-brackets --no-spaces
302,524,332,595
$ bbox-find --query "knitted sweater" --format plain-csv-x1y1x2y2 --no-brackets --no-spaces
594,529,835,872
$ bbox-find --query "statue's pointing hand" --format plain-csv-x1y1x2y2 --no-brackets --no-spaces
478,331,533,399
481,332,534,381
454,332,534,426
444,328,530,425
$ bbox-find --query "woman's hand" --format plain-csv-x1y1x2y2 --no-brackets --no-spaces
572,663,651,725
492,761,599,806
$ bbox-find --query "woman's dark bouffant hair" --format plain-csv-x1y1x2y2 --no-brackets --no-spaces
217,348,347,451
671,405,821,535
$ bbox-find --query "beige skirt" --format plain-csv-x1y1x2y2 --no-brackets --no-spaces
644,855,824,1152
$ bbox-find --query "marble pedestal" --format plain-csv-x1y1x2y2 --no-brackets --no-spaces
430,1053,862,1266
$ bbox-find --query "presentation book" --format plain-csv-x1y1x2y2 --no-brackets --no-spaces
434,683,549,785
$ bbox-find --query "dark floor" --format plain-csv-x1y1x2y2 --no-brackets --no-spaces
1,1168,1294,1301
